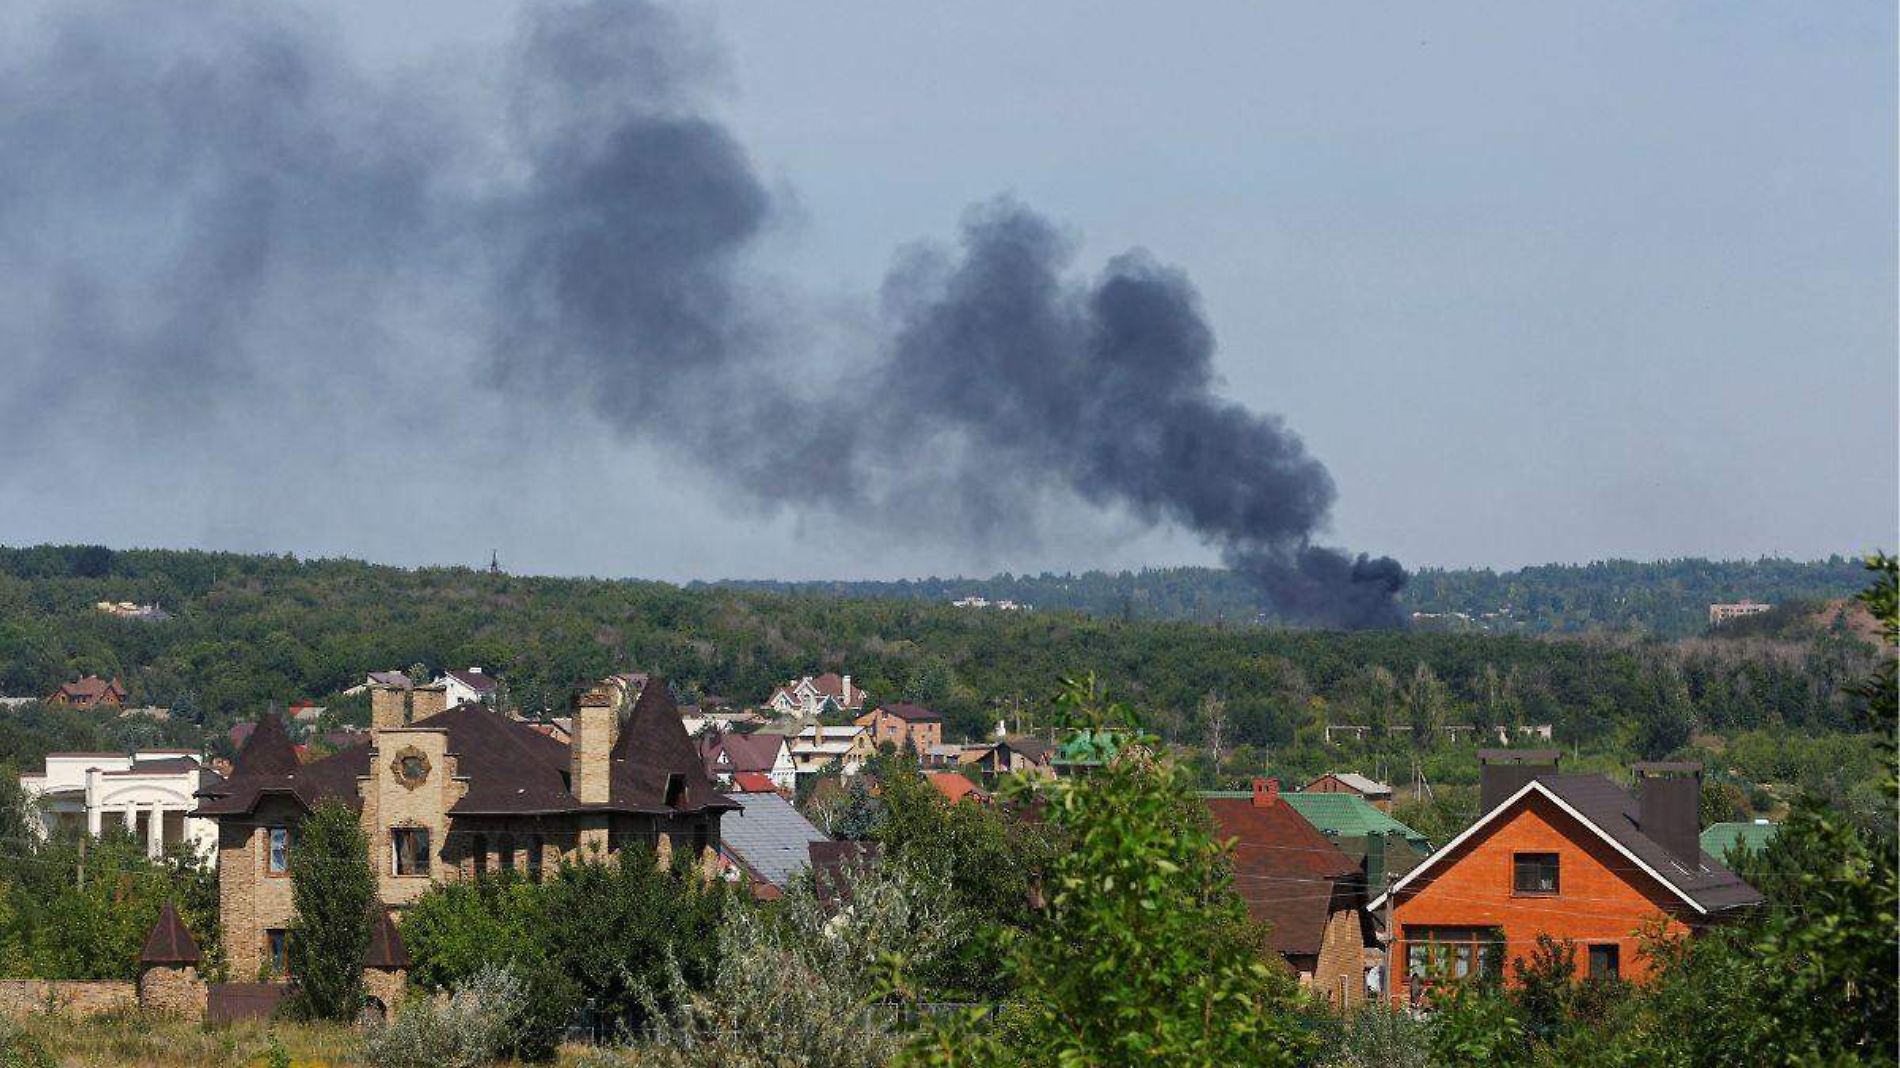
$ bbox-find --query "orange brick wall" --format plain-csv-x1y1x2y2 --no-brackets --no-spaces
1388,793,1692,1005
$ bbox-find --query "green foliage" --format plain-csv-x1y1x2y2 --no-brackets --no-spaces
1425,978,1525,1066
401,850,729,1059
0,1017,54,1068
287,800,375,1020
0,830,216,981
359,964,529,1068
913,680,1314,1067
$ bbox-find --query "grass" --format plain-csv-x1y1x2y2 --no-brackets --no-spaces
5,1010,603,1067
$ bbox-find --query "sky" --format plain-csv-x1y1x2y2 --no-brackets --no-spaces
0,0,1892,583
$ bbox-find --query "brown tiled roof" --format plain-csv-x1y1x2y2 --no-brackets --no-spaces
1205,795,1362,957
363,909,411,969
700,732,785,776
607,682,737,815
139,903,202,965
200,688,736,819
877,703,941,723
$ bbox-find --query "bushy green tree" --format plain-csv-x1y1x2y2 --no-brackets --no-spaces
288,800,376,1019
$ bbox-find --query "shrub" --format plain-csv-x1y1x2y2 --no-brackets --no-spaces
288,800,376,1019
359,964,527,1068
0,1018,54,1068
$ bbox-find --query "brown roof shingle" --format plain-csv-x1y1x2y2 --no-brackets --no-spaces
1205,795,1363,957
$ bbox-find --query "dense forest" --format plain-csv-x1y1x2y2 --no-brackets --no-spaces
0,544,1887,826
708,556,1869,635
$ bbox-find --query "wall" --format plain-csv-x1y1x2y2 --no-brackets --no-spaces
0,980,137,1018
220,796,304,979
1389,792,1690,1005
138,966,206,1017
1312,905,1368,1010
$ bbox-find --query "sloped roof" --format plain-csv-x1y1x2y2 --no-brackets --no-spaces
1275,792,1430,846
1700,821,1778,859
731,772,778,793
876,702,941,722
1205,796,1361,957
199,684,735,819
700,732,786,776
719,791,830,889
363,909,411,969
1369,775,1762,915
1311,771,1392,796
442,669,498,694
925,772,987,805
234,712,299,776
139,903,201,965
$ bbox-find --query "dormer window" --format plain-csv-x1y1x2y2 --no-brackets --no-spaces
664,773,687,808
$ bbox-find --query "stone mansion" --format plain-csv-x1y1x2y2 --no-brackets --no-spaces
194,679,733,978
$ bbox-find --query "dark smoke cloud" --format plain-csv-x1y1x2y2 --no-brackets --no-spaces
0,0,1405,628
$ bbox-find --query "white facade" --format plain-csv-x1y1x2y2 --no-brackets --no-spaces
788,724,871,777
436,667,497,707
20,750,219,865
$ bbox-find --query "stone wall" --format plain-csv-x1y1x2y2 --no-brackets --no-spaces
0,980,137,1018
220,796,303,979
1312,905,1368,1009
138,966,207,1017
362,968,406,1014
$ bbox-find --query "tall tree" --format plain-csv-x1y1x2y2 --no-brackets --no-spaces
288,800,375,1019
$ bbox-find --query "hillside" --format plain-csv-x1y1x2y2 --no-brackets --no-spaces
0,544,1888,824
706,556,1869,636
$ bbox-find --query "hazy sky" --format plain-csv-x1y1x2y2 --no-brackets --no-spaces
0,1,1892,581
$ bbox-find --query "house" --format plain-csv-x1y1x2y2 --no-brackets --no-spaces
1206,779,1373,1007
1277,791,1434,882
965,735,1055,783
289,703,326,732
1369,752,1761,1006
46,675,128,709
95,601,171,622
193,678,735,980
925,771,989,805
717,790,831,900
20,750,221,862
343,671,414,697
1709,601,1773,625
1304,772,1395,812
921,744,965,769
785,724,875,777
765,673,867,720
855,703,944,753
1700,819,1778,861
699,731,797,794
436,668,499,708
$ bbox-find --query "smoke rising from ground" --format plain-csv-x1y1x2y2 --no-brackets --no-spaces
0,0,1404,628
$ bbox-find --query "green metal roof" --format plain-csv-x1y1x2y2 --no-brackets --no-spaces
1200,790,1430,846
1699,821,1778,859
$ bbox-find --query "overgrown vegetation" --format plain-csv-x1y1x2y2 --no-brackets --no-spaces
288,800,377,1019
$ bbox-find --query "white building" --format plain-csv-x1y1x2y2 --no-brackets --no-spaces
436,667,499,708
20,750,221,864
764,673,866,721
786,723,874,777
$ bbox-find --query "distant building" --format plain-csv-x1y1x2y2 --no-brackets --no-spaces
1700,819,1778,860
603,672,651,710
1304,772,1395,811
766,673,867,720
436,668,499,708
94,601,171,622
20,750,220,862
46,675,127,710
1709,601,1773,625
855,703,944,753
717,790,831,900
700,731,797,793
785,723,875,777
925,771,989,805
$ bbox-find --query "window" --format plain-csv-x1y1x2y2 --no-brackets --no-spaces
267,827,290,874
1404,927,1504,981
663,773,687,808
1587,943,1621,979
391,827,431,876
265,929,291,977
470,834,488,875
1513,852,1560,894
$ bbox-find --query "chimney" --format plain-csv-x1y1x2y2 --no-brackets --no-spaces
370,684,408,731
1634,762,1703,867
841,675,853,706
1478,749,1561,812
571,687,617,804
1251,777,1280,807
410,683,448,720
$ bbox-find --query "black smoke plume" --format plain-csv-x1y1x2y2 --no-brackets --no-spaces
0,0,1405,628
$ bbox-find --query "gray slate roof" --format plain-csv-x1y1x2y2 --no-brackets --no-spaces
719,791,831,889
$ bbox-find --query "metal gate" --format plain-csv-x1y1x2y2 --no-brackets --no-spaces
206,982,291,1025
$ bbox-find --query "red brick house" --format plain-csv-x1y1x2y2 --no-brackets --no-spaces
855,703,943,753
47,675,128,709
1206,778,1374,1007
1370,752,1760,1006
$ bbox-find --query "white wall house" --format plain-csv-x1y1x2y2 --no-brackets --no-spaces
436,667,499,708
20,750,220,864
787,723,873,777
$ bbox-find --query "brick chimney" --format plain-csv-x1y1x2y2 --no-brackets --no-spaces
1634,762,1703,866
1478,749,1561,812
571,686,617,804
1251,777,1280,807
409,683,448,721
370,683,408,731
